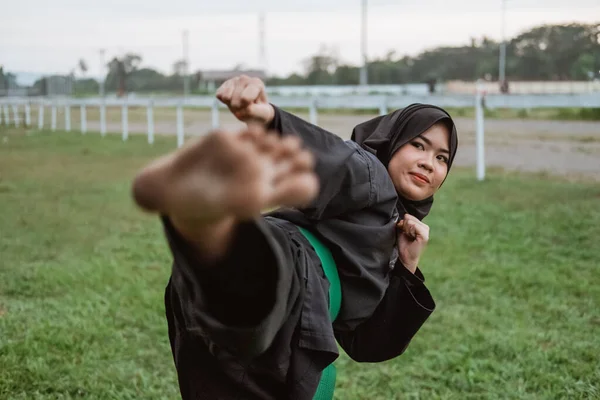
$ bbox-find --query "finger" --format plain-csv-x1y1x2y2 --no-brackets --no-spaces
403,214,422,223
403,214,429,231
230,77,247,109
410,221,430,242
271,172,319,209
252,78,268,103
291,149,315,172
240,83,263,107
243,103,272,124
397,221,410,234
273,135,302,161
238,124,266,142
216,80,235,103
274,149,314,185
256,131,279,153
410,224,417,239
407,222,417,239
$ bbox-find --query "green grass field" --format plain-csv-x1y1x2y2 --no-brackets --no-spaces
1,128,599,399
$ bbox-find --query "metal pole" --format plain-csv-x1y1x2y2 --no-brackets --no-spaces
25,103,31,126
51,103,57,131
3,104,10,126
309,98,318,125
475,80,486,181
80,104,87,134
379,96,388,116
122,99,128,141
12,104,20,128
38,103,44,129
359,0,368,85
182,30,190,97
259,12,267,73
99,49,106,98
147,100,154,144
65,103,71,132
499,0,507,83
211,99,220,129
100,102,106,136
177,102,184,148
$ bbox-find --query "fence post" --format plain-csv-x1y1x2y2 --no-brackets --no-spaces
309,98,318,125
211,98,220,129
177,101,184,148
122,99,128,141
100,101,106,136
65,102,71,132
80,104,87,134
12,104,20,127
38,103,44,129
3,104,9,126
3,104,10,126
379,97,388,116
0,103,3,125
51,102,58,131
25,103,31,126
475,80,486,181
147,99,154,144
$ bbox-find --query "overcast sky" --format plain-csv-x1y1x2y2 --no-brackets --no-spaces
2,0,599,81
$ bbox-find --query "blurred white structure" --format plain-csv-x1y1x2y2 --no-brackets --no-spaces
1,91,599,183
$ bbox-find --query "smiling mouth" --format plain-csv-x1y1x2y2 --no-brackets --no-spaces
410,173,430,184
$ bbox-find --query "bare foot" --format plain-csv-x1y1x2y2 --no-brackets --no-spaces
132,125,319,224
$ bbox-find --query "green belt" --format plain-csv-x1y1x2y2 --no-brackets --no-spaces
296,226,341,400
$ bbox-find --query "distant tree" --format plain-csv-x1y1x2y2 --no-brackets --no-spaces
267,22,600,86
508,23,600,80
302,45,340,85
106,53,142,96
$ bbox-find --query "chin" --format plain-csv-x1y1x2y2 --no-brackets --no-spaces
396,187,422,201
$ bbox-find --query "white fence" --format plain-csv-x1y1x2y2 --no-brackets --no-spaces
1,92,600,181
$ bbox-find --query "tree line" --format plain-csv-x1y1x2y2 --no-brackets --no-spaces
5,22,598,96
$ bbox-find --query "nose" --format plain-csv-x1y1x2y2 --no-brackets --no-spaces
417,158,434,172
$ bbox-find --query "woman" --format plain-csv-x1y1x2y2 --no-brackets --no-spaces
132,75,458,399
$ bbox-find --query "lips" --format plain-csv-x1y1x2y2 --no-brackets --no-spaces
410,172,430,184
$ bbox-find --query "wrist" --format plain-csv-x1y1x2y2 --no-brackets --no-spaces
399,258,418,274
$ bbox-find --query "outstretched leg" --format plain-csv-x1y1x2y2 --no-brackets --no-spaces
132,124,319,260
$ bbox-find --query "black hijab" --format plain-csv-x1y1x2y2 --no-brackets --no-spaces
351,103,458,220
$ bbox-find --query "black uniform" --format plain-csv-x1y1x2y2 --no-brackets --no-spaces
162,105,457,399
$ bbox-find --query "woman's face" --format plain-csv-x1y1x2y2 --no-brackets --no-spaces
387,123,451,201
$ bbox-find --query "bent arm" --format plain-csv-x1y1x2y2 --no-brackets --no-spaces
335,262,435,362
268,106,375,219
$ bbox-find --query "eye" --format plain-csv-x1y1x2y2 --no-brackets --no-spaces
437,155,449,163
411,142,424,150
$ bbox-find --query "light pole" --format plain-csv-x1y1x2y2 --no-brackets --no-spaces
499,0,507,86
359,0,368,86
182,29,190,97
99,48,106,98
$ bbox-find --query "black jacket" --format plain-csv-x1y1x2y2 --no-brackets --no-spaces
162,107,436,399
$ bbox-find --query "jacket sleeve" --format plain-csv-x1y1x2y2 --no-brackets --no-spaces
162,216,302,362
267,106,373,220
334,261,436,362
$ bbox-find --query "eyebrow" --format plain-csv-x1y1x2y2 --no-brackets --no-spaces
417,135,450,155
